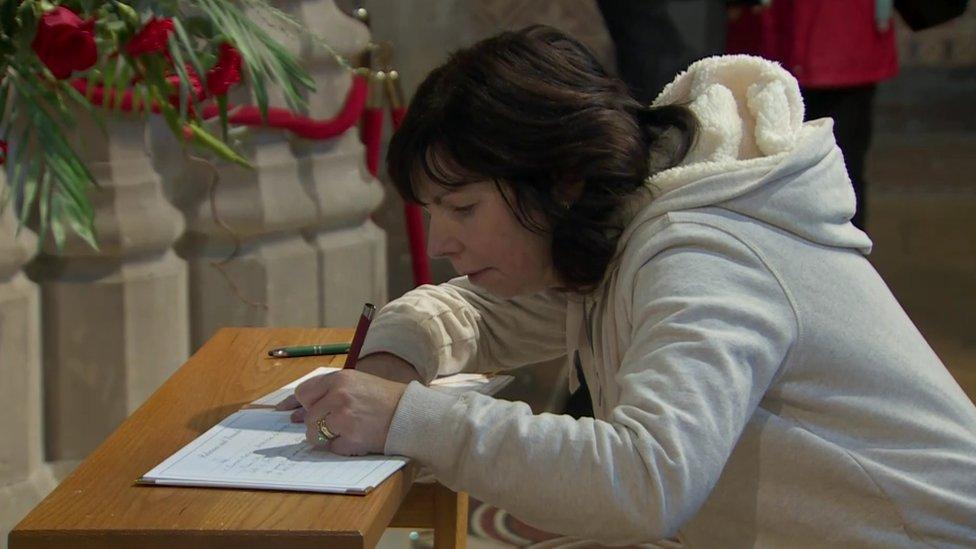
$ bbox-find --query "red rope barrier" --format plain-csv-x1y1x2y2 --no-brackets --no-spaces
71,74,368,140
390,105,406,128
362,106,385,177
404,202,430,286
388,105,431,286
70,79,165,113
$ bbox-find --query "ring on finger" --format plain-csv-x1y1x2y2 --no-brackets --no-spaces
315,414,339,442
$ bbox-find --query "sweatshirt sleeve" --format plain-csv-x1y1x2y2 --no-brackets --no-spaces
358,276,568,383
384,223,798,544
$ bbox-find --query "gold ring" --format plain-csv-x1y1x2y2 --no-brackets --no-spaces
316,415,338,442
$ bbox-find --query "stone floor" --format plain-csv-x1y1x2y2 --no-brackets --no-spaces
866,132,976,402
377,529,510,549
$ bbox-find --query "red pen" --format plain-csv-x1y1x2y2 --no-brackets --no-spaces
344,303,375,369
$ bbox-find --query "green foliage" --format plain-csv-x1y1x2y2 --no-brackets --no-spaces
0,0,318,249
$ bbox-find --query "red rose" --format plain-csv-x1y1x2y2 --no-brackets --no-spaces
31,7,98,80
206,42,243,96
125,17,174,57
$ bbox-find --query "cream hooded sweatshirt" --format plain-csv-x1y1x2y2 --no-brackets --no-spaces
360,56,976,547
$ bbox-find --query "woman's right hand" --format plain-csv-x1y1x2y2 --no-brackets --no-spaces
275,352,423,423
354,352,425,384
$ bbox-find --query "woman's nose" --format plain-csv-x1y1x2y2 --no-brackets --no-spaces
426,215,461,258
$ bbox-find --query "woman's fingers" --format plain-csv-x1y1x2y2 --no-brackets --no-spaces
279,373,337,425
275,393,300,411
328,435,368,456
294,373,333,409
298,370,407,455
304,400,338,447
305,412,326,447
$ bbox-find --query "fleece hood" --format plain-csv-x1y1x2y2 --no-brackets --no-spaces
623,55,873,255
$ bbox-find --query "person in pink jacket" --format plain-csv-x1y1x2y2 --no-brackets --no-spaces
726,0,900,231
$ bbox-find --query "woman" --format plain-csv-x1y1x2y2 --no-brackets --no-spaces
278,26,976,546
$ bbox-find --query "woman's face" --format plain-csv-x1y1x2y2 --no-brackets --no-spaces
419,179,559,298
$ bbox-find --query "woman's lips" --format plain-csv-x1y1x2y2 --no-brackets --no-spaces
465,267,491,281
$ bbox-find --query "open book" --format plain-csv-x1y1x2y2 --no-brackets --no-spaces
140,367,513,495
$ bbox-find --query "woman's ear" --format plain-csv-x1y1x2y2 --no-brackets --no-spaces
553,178,585,209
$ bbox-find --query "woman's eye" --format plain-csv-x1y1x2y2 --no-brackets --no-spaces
452,204,476,216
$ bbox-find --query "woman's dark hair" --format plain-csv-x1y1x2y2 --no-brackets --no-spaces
387,25,697,293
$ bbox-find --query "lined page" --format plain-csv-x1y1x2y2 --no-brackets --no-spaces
251,368,514,407
248,367,338,407
142,369,513,495
142,409,408,494
429,373,514,397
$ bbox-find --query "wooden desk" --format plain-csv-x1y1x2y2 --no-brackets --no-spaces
10,327,468,549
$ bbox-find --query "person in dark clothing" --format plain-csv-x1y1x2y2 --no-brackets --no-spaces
597,0,727,104
802,86,877,230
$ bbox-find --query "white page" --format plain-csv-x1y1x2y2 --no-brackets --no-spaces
429,373,514,397
251,367,513,407
143,409,408,494
143,369,513,495
248,366,339,407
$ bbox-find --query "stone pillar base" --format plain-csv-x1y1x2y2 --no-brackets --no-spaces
34,250,189,461
0,273,41,477
306,219,388,326
0,465,58,549
182,233,321,348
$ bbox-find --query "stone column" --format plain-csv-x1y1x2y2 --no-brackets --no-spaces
159,124,325,348
28,112,189,465
157,0,385,348
289,0,388,324
0,177,56,549
296,134,388,326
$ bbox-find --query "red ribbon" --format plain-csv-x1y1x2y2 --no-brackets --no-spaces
70,74,368,140
362,106,385,177
388,106,431,286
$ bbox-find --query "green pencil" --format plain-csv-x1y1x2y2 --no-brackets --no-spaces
267,343,351,358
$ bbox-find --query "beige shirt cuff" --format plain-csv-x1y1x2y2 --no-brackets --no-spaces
384,381,461,460
359,315,439,383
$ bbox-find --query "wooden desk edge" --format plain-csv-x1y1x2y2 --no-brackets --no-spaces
10,478,469,549
9,529,363,549
390,483,468,549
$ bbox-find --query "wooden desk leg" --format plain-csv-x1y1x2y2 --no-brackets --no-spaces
433,484,468,549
